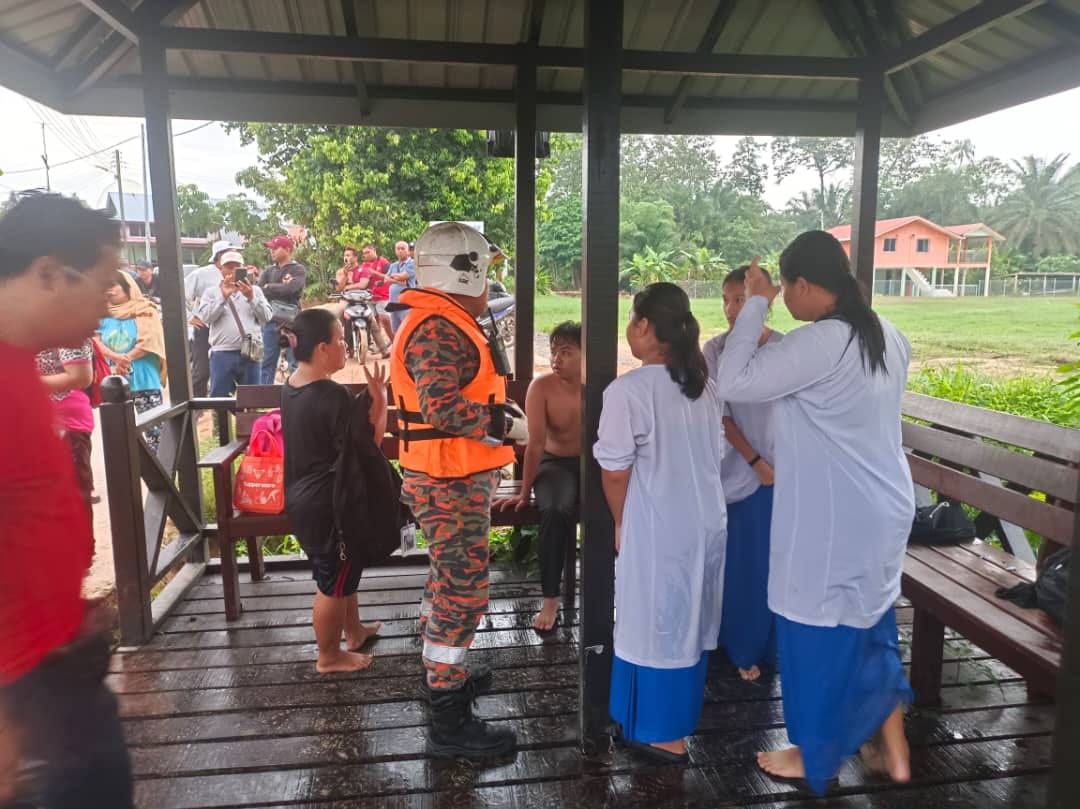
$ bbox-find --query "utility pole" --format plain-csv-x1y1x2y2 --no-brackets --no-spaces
140,124,151,262
40,123,50,191
115,149,129,263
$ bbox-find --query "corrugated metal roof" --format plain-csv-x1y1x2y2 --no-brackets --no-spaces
0,0,1077,136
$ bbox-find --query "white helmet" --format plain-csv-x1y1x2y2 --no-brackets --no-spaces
414,221,505,298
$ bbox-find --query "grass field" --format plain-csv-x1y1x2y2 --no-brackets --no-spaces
533,294,1077,376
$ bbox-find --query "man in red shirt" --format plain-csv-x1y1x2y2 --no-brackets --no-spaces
0,193,132,809
349,243,408,342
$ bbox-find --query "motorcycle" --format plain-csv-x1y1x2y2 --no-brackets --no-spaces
478,282,516,349
341,289,391,363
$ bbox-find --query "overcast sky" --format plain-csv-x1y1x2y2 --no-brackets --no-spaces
1,83,1079,213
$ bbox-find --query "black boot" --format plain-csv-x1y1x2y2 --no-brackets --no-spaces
466,660,493,691
427,681,516,759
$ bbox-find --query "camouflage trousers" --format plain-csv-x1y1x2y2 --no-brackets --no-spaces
401,469,498,690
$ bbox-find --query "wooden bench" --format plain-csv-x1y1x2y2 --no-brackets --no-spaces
901,391,1080,706
200,379,569,620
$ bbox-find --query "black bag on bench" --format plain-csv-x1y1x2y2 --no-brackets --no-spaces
908,501,976,546
996,547,1070,625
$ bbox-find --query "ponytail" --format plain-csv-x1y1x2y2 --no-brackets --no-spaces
779,230,888,376
632,282,709,400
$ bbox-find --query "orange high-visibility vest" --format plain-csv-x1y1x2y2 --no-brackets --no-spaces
390,288,515,479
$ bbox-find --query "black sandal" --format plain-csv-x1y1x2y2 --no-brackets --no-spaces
623,738,690,765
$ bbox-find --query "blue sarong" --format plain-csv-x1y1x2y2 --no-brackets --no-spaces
609,652,709,743
719,484,776,671
776,607,913,796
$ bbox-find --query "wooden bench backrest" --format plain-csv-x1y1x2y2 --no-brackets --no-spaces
901,391,1080,545
233,377,533,464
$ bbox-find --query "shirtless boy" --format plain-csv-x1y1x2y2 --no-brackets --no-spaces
496,322,582,630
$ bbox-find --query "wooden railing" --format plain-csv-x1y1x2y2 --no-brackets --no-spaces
99,376,234,645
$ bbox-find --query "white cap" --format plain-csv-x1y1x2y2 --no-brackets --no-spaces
211,239,236,260
219,251,245,266
414,221,504,298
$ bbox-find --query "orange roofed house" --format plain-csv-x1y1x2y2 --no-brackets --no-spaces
827,216,1005,297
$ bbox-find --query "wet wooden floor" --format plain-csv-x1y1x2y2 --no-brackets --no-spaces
109,563,1052,808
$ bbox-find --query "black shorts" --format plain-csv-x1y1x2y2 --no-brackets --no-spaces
310,552,364,597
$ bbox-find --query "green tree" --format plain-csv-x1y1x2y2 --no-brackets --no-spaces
771,137,854,229
679,246,730,281
176,183,223,239
725,136,768,197
785,183,851,231
992,154,1080,257
537,193,583,289
620,247,678,291
619,199,679,263
212,193,283,265
230,125,552,271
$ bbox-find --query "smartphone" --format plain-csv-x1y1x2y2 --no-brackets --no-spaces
234,266,248,284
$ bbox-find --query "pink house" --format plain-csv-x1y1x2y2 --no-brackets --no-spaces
826,216,1005,297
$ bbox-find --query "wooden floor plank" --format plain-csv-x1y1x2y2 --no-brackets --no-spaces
119,565,1056,809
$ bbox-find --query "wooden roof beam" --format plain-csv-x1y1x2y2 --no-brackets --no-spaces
340,0,371,116
159,26,865,78
1027,3,1080,43
53,13,104,70
70,31,133,94
818,0,912,128
527,0,546,45
664,0,738,124
74,0,141,43
879,0,1047,74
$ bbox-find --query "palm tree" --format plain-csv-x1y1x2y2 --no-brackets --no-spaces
619,247,678,290
949,139,976,169
992,154,1080,257
785,183,851,231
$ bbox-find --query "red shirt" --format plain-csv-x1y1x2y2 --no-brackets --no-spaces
356,257,391,301
0,342,91,685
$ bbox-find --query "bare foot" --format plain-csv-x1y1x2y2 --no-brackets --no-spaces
316,649,374,673
651,739,687,755
345,621,382,651
738,665,761,681
757,746,805,779
532,598,559,632
877,708,912,784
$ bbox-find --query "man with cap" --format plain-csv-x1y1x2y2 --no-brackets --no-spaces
389,221,527,759
185,239,238,397
133,260,160,305
258,235,306,383
194,250,272,397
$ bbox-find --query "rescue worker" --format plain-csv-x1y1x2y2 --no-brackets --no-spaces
389,222,527,759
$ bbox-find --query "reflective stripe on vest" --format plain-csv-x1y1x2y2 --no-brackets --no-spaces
389,288,515,479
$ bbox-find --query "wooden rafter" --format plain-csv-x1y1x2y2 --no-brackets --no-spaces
664,0,738,124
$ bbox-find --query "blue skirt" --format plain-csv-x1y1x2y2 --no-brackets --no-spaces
777,607,913,796
609,652,709,743
719,484,776,671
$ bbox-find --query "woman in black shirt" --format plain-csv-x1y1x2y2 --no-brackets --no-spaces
280,308,387,673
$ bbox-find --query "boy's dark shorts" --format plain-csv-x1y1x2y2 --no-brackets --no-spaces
309,553,364,597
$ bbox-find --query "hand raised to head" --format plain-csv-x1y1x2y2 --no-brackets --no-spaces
744,257,780,303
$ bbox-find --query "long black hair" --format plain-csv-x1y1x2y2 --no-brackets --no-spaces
632,282,708,400
280,308,338,362
779,231,887,375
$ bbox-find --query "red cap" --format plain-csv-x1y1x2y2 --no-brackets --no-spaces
263,235,294,250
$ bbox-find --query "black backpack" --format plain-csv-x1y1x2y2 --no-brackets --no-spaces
996,547,1070,626
331,391,414,568
908,501,977,546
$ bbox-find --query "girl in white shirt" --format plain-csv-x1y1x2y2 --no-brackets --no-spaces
594,283,727,765
714,232,915,796
703,265,784,682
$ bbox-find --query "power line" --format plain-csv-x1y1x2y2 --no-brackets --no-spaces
2,121,216,175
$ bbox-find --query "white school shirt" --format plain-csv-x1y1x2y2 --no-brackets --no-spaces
703,330,784,504
715,296,914,629
593,365,727,669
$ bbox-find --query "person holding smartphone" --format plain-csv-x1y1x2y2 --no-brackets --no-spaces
195,251,273,397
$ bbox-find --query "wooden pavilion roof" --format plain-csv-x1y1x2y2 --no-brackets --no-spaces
0,0,1078,136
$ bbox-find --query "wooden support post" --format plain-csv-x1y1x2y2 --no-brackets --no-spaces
579,0,621,758
100,377,153,645
514,60,537,381
909,607,945,708
141,35,204,546
1049,453,1080,806
850,71,884,297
